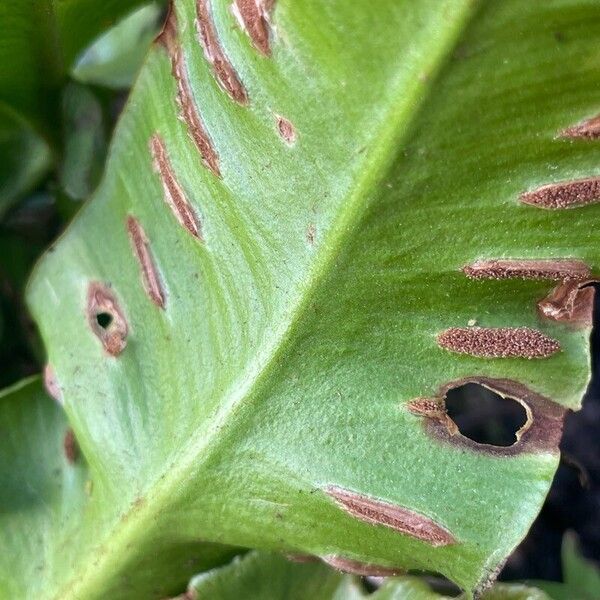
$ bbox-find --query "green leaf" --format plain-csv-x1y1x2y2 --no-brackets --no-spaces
0,377,237,598
182,551,551,600
72,3,164,90
0,0,155,131
527,533,600,600
0,104,52,217
59,83,106,201
17,0,600,598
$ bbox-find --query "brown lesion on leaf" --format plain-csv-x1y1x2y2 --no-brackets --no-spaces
232,0,275,56
126,215,166,309
411,377,566,456
463,259,591,281
63,428,79,464
561,114,600,140
284,553,319,564
150,134,203,239
538,279,596,327
408,398,458,435
325,486,456,546
520,177,600,209
321,555,405,577
276,115,296,144
43,364,63,404
196,0,248,104
306,223,316,245
437,327,561,359
87,282,129,356
158,10,221,177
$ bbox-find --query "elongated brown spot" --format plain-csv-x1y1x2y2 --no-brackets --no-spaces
285,554,319,564
43,364,62,404
276,115,296,144
321,555,404,577
159,11,221,176
126,216,166,308
150,134,203,239
538,280,595,327
87,282,128,356
196,0,248,103
412,377,566,456
325,486,456,546
463,259,590,281
63,429,79,464
437,327,560,359
306,223,316,245
561,114,600,139
232,0,274,55
520,177,600,209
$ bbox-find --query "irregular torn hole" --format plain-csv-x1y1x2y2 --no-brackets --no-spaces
561,114,600,139
150,134,203,239
520,177,600,209
232,0,275,56
126,215,167,308
196,0,248,104
410,377,566,456
87,282,128,356
158,10,221,177
325,486,456,546
320,555,404,577
538,280,596,327
437,327,560,359
444,383,529,447
463,258,590,281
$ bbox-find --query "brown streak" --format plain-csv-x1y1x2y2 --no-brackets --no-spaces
63,429,79,464
321,555,404,577
232,0,274,55
520,177,600,209
159,11,221,176
325,486,456,546
561,114,600,140
196,0,248,103
538,280,595,327
150,134,203,239
126,216,166,309
414,377,566,456
87,282,128,356
276,115,296,144
437,327,560,359
463,259,591,281
43,364,62,404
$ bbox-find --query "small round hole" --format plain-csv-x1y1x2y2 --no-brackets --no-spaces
445,383,528,447
95,312,113,329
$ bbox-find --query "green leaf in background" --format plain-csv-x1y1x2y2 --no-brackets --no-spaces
527,533,600,600
0,1,161,215
8,0,600,598
72,3,164,90
0,104,52,217
0,0,158,127
181,551,551,600
59,83,106,201
0,377,237,598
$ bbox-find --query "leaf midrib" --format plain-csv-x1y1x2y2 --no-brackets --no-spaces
52,3,480,598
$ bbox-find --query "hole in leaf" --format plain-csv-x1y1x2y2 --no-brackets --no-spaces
95,312,113,329
444,383,528,446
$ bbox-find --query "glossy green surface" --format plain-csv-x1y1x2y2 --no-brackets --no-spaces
6,0,600,598
185,551,550,600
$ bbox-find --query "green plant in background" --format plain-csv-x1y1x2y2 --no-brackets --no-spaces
1,1,600,599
